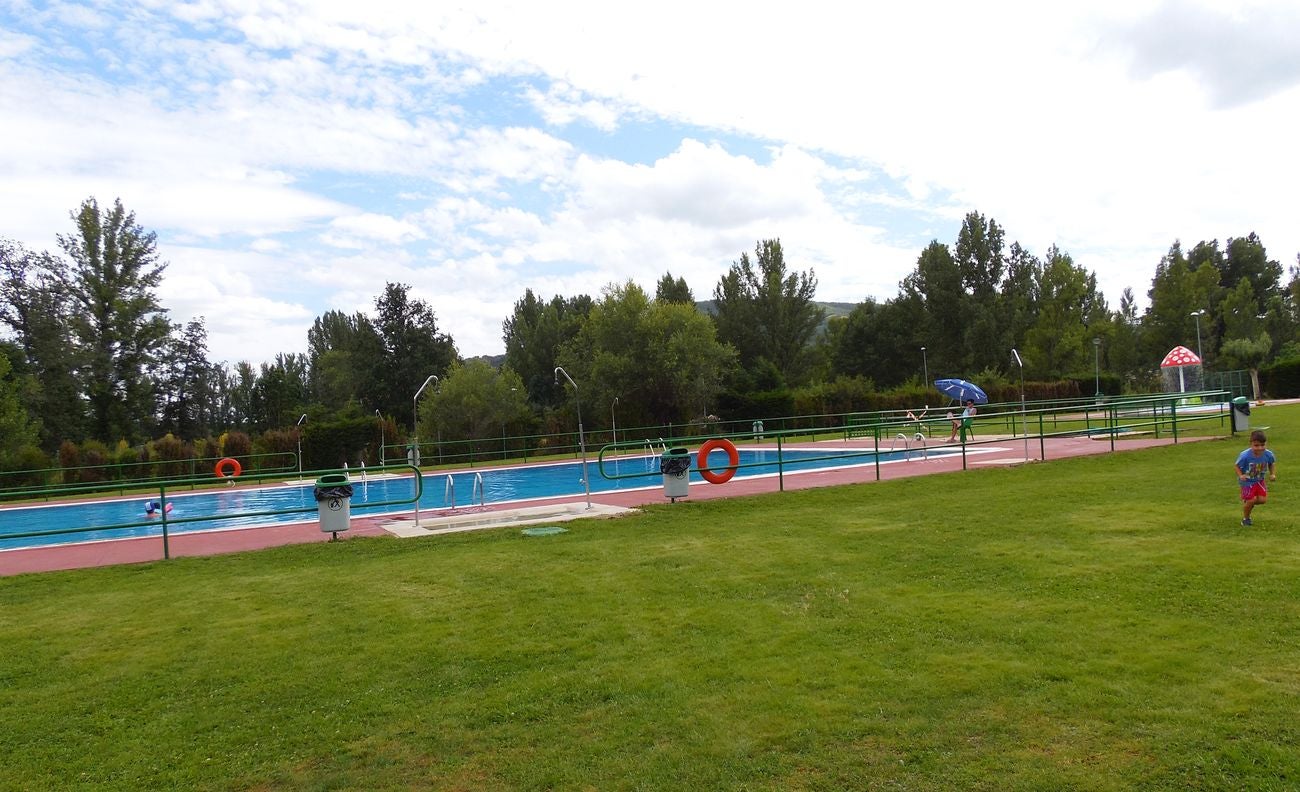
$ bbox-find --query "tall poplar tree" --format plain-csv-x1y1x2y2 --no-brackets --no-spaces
1143,240,1221,364
0,348,38,462
372,283,458,429
712,239,822,386
655,272,694,304
899,241,962,376
502,289,592,408
953,211,1007,373
1023,246,1095,377
58,198,171,443
0,238,84,447
306,309,384,411
157,319,213,439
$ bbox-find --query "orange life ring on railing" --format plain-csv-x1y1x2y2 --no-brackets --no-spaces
214,457,242,479
697,438,739,485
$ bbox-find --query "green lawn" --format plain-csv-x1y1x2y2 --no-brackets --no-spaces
1,407,1296,790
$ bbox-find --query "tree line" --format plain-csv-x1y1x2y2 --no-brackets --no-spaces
2,198,1297,475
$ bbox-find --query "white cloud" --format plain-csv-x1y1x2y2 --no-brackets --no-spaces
523,81,625,131
328,212,426,245
0,29,37,58
568,140,819,227
2,0,1297,367
158,245,318,366
1106,0,1300,108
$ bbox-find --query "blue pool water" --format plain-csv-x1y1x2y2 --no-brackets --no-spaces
0,446,953,549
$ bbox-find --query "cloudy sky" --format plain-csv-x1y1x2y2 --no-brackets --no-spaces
2,1,1297,366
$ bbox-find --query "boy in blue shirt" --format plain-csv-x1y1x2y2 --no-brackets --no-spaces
1234,429,1277,526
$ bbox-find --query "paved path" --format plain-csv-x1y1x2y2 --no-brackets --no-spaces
0,431,1220,577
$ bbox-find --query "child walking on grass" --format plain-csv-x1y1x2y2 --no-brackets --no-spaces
1235,429,1277,526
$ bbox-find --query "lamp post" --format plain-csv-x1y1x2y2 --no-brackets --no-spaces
1011,348,1027,460
375,409,384,467
1092,337,1102,398
502,387,518,461
921,346,928,389
611,396,619,452
554,366,591,510
1190,309,1205,362
296,414,307,481
413,374,438,466
410,375,439,528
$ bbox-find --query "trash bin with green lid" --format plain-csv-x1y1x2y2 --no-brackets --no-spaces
313,473,354,536
660,447,691,502
1231,397,1251,433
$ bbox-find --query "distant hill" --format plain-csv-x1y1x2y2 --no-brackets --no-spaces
695,300,858,318
818,302,857,319
696,300,857,334
467,353,507,368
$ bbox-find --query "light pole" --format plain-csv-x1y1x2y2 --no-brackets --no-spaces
410,375,438,529
296,414,307,481
1190,309,1205,362
413,374,438,464
921,346,928,389
502,387,518,461
611,396,619,452
1092,337,1102,398
554,366,591,510
1011,348,1027,460
375,409,384,467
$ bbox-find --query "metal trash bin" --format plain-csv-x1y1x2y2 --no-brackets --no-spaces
314,473,354,536
660,447,691,502
1231,397,1251,433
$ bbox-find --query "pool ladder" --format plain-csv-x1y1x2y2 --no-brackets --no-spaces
444,472,487,510
644,438,669,471
890,430,928,460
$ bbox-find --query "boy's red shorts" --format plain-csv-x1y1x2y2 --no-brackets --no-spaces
1240,481,1268,501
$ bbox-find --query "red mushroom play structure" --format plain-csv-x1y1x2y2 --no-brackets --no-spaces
1160,345,1203,393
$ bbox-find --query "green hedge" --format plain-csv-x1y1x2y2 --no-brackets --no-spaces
1261,359,1300,399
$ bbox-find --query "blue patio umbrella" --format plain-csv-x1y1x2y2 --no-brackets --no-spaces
933,378,988,405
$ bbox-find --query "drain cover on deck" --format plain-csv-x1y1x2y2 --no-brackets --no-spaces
521,525,567,536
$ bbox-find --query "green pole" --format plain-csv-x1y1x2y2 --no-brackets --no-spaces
777,434,785,492
873,425,881,481
160,486,170,560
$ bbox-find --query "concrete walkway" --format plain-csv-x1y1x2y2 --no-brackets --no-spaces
0,429,1223,577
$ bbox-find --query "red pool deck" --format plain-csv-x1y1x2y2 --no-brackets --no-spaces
0,432,1219,577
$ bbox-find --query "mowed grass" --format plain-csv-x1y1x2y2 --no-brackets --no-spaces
2,408,1297,790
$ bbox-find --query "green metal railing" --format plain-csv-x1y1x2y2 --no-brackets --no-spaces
592,391,1233,485
4,390,1238,556
0,464,424,561
391,390,1236,477
0,451,299,501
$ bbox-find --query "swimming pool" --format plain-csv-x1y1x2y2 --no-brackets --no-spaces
0,446,955,549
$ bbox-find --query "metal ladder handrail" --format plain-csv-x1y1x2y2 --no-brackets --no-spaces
444,474,455,509
472,472,485,507
889,428,929,460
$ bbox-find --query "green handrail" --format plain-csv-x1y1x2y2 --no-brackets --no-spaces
0,451,298,499
1,464,424,561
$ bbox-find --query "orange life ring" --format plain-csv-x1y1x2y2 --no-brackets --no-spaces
214,457,242,479
697,438,739,484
